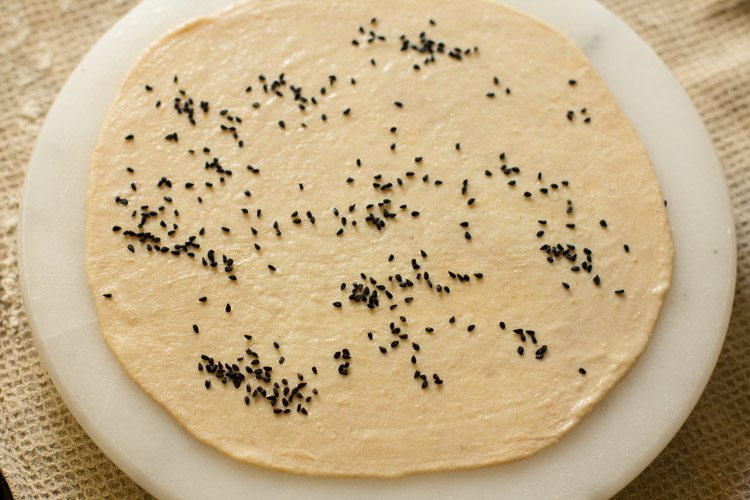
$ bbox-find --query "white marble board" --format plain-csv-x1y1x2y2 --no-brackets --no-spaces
18,0,736,498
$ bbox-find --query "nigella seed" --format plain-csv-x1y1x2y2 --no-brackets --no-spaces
535,345,548,359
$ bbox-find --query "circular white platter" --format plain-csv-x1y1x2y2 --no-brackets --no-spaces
19,0,735,498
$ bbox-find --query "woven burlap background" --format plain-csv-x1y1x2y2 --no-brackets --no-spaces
0,0,747,498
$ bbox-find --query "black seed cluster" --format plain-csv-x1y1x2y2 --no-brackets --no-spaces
199,337,318,416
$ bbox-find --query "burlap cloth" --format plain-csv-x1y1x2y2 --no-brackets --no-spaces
0,0,747,497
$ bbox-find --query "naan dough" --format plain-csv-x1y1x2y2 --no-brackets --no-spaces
86,0,672,476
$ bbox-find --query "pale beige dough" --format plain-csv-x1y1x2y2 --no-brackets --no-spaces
86,0,673,477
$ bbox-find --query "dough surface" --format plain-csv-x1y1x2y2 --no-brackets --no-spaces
86,0,673,477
